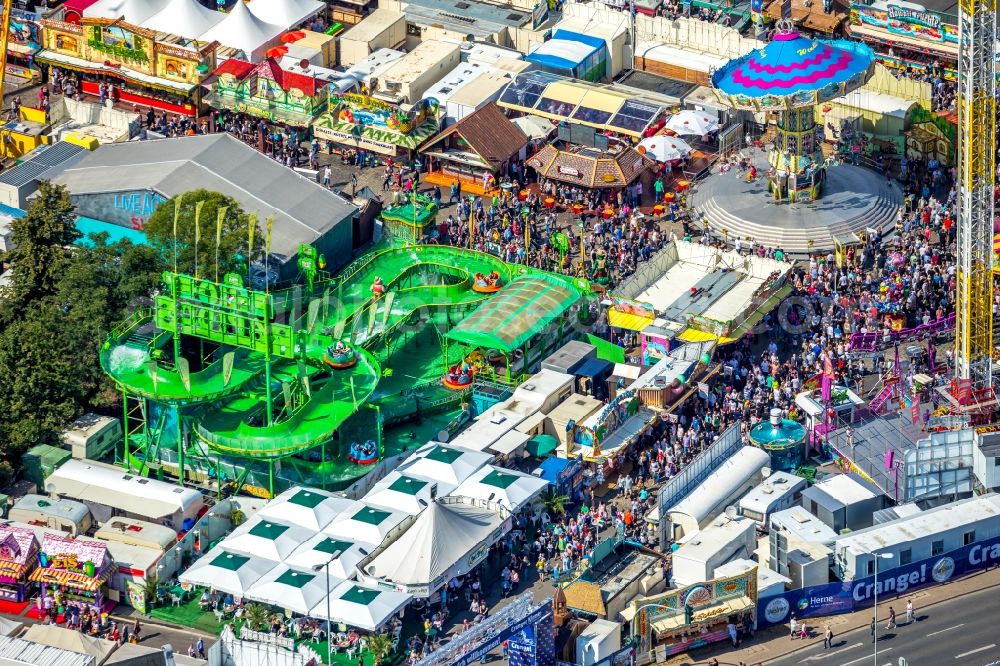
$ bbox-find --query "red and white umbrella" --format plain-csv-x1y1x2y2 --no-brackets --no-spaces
666,110,720,136
637,135,692,162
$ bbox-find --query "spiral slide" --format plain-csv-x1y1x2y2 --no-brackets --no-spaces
101,245,517,463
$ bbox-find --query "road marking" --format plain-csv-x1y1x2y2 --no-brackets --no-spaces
840,648,891,666
927,623,965,637
955,645,996,659
801,643,861,662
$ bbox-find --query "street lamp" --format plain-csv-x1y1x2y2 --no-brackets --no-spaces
872,551,894,665
313,550,342,666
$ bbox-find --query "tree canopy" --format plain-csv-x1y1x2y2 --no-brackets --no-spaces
143,190,264,280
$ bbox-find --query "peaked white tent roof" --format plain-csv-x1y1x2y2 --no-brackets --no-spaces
364,500,503,593
142,0,225,39
309,581,410,631
199,0,285,60
322,503,408,548
257,487,354,532
223,516,317,563
246,564,339,615
21,625,115,664
450,465,548,512
247,0,325,28
396,442,493,488
362,472,451,516
284,534,371,580
179,547,274,596
0,615,22,637
84,0,171,25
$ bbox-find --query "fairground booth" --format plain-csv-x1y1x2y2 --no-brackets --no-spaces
0,526,40,604
848,1,957,79
7,8,44,83
420,104,529,196
629,568,758,662
30,534,113,615
312,92,441,160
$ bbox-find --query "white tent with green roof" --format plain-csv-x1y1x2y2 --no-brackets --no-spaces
284,534,370,580
223,517,316,562
179,547,274,596
246,564,339,615
396,442,493,488
309,581,410,631
322,503,407,548
450,465,548,512
257,487,354,532
363,472,452,516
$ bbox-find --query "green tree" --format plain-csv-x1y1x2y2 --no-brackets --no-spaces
241,603,270,631
541,489,569,517
0,182,80,320
367,632,394,666
142,190,264,280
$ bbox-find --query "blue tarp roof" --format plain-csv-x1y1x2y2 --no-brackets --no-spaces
537,456,579,484
576,357,613,378
526,29,604,71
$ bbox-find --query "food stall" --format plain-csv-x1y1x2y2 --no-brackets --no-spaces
848,1,957,79
630,569,757,662
30,535,113,614
312,92,440,159
0,527,39,603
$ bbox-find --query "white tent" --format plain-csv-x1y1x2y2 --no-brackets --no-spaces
396,442,493,488
363,472,452,515
21,625,115,664
142,0,224,39
199,0,285,61
665,109,719,136
179,547,274,597
247,0,325,28
510,115,555,141
363,500,503,594
322,504,407,547
0,616,21,637
246,564,340,615
84,0,171,25
449,465,548,512
223,516,317,562
257,487,355,532
310,581,410,631
284,534,371,580
637,135,692,163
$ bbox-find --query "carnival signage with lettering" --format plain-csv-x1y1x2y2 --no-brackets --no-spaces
850,2,957,45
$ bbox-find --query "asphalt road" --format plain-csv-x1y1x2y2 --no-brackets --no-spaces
764,585,1000,666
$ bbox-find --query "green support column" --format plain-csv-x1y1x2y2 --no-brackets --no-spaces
121,390,130,470
175,405,184,485
267,460,275,499
264,295,275,426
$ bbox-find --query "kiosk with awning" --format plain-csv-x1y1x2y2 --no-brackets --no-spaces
848,1,958,77
311,93,440,157
30,535,113,614
498,71,668,139
0,527,39,603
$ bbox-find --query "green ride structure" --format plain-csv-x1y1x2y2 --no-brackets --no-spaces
100,199,589,498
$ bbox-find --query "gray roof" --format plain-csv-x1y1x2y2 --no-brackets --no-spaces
47,134,357,259
0,142,86,189
0,635,95,666
402,0,531,37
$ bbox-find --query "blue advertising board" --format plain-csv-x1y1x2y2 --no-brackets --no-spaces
758,534,1000,626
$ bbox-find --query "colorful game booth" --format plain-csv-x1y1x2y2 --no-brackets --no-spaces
100,198,591,498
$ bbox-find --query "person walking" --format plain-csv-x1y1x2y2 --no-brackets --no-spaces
789,613,798,640
870,617,876,643
823,625,834,649
906,598,914,624
886,606,896,630
728,620,738,647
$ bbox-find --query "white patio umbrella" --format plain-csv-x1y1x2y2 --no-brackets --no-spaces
257,487,355,532
637,135,693,163
363,472,454,515
450,466,548,512
397,442,493,487
322,504,407,547
223,516,317,562
246,564,340,615
179,547,274,597
310,581,411,631
284,534,371,580
665,110,720,136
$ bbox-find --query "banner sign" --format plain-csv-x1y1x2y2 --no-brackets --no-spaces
758,534,1000,626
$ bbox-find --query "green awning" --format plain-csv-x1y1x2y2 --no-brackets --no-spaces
312,114,439,151
526,434,559,457
446,274,582,353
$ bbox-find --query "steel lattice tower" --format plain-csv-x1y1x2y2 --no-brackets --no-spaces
956,0,996,392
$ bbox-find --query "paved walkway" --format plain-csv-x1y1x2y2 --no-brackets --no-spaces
666,565,1000,665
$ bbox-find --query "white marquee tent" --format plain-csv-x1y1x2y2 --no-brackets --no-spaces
284,534,371,580
363,472,450,516
449,466,548,512
199,0,285,61
142,0,225,39
397,442,493,488
179,547,274,596
323,504,408,547
256,487,354,532
309,581,410,631
223,516,316,563
363,500,503,595
246,564,338,616
84,0,171,25
247,0,325,28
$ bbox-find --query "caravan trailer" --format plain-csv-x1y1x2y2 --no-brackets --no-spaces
739,472,807,528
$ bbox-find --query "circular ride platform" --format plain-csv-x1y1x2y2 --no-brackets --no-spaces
690,152,903,255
